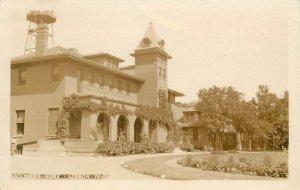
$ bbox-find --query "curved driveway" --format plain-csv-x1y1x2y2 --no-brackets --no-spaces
11,150,195,180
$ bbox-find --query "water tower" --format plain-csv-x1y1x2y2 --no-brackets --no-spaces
24,11,56,55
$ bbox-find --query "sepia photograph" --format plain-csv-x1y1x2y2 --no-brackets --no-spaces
1,0,300,190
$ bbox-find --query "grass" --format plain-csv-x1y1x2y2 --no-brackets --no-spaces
123,151,288,180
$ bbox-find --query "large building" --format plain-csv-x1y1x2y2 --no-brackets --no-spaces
10,11,184,146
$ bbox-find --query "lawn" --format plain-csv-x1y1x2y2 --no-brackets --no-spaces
122,151,288,180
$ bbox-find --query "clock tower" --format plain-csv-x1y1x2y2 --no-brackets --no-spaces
130,22,172,107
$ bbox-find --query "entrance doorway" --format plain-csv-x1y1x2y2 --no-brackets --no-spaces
117,115,128,141
69,112,81,139
134,117,143,142
97,113,110,142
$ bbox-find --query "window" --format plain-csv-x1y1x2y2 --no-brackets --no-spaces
141,38,151,47
102,76,106,87
98,75,104,88
18,68,27,86
88,71,94,86
51,65,60,82
118,80,122,94
158,67,162,78
126,82,130,95
48,108,59,136
108,77,114,91
163,69,167,79
193,128,198,140
16,110,25,135
77,69,83,93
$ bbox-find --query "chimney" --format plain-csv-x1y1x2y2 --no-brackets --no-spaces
36,23,49,56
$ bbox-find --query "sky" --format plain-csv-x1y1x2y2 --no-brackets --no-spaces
0,0,291,102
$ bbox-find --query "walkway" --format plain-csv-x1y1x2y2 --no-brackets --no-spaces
11,149,197,180
11,150,287,180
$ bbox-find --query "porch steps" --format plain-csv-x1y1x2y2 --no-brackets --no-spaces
35,139,99,156
36,140,67,156
64,140,98,156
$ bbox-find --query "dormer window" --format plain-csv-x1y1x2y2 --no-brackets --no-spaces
141,38,151,47
159,39,165,49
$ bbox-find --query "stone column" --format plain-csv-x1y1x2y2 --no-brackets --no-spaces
236,132,242,151
109,115,118,141
81,110,97,139
127,115,135,141
149,121,158,142
157,123,167,143
142,120,149,136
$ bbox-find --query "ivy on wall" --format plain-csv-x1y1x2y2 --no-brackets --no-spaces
57,93,177,142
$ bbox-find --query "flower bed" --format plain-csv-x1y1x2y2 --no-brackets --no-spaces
96,141,174,156
177,155,288,178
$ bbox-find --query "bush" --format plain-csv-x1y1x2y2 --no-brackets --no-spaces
96,141,174,156
179,143,194,152
179,133,194,152
177,155,288,178
239,157,248,163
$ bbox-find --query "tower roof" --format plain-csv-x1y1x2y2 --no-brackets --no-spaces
136,22,165,50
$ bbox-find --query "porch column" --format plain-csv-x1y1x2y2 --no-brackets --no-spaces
149,121,158,142
109,115,118,141
142,120,149,136
81,110,97,139
157,123,167,143
127,115,135,141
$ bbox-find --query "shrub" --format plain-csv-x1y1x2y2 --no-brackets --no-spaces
96,141,174,156
179,143,194,152
239,157,248,164
263,156,272,168
179,133,194,152
177,155,288,178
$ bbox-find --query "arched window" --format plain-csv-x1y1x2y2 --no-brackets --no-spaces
141,38,151,47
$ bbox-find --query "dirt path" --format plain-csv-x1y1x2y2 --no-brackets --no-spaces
11,155,157,180
11,151,287,180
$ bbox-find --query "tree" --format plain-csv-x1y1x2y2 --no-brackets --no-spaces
230,100,258,150
196,85,288,151
251,85,289,150
272,91,289,149
197,86,243,151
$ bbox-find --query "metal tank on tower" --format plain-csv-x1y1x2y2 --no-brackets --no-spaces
24,11,56,56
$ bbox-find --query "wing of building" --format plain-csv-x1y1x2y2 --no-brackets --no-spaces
10,11,185,147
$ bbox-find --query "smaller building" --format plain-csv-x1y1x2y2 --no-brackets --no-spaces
178,106,237,151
